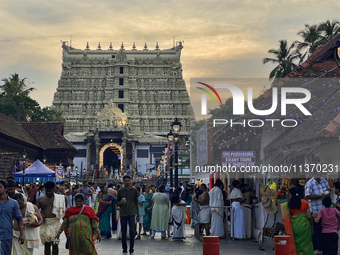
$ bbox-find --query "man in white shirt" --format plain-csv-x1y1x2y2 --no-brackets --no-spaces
180,183,185,195
229,180,245,239
110,167,114,179
209,180,225,238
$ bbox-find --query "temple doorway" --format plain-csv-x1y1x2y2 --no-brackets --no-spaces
99,142,124,171
103,147,121,170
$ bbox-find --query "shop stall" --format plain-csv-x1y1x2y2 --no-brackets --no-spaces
13,159,61,183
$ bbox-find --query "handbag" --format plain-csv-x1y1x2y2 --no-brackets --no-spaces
65,205,85,249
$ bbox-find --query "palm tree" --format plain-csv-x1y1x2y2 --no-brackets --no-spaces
294,48,308,66
296,24,324,54
0,73,35,121
263,40,299,84
319,19,340,44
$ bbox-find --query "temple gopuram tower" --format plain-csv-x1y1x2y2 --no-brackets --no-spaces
52,41,193,175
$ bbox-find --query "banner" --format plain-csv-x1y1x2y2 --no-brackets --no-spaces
55,166,64,178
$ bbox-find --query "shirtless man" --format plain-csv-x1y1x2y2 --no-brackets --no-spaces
12,193,43,254
195,183,210,236
108,183,117,197
36,181,65,255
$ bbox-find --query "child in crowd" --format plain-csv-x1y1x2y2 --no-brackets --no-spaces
136,187,145,240
314,196,340,255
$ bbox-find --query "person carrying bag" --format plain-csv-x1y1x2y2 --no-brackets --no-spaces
55,193,101,255
65,205,85,249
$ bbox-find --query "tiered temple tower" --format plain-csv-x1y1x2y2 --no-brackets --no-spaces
52,41,193,175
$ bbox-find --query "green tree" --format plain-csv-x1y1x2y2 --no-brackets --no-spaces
40,107,65,122
0,73,64,122
294,48,308,66
207,97,234,121
263,40,299,83
0,73,36,122
190,97,236,134
319,20,340,44
296,24,324,54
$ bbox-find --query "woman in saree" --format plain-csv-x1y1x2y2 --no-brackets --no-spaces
55,193,101,255
96,186,115,239
281,186,314,255
142,185,153,235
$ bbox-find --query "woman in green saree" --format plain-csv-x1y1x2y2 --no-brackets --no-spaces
281,186,314,255
96,186,115,239
142,185,153,235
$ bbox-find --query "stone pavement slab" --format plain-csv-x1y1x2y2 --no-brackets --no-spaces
33,226,274,255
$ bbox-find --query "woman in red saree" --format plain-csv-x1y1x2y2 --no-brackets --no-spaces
281,186,313,255
56,193,101,255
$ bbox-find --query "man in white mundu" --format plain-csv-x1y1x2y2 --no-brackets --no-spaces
12,193,43,255
209,180,225,237
229,180,246,239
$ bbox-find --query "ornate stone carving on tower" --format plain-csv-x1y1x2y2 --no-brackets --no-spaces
96,101,128,128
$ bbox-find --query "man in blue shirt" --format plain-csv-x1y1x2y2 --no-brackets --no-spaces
0,179,24,255
305,173,330,254
163,178,170,197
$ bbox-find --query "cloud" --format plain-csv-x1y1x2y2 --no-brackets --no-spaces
0,0,340,108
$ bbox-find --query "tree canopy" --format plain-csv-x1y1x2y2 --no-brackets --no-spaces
263,19,340,83
0,73,64,122
191,97,237,133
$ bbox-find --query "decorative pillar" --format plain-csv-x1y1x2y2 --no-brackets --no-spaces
132,141,136,175
94,131,101,168
95,143,100,168
87,142,91,170
122,138,127,171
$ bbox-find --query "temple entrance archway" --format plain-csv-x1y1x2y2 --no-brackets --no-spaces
99,143,123,172
103,148,121,170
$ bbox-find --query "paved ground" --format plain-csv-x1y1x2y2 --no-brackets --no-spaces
33,226,275,255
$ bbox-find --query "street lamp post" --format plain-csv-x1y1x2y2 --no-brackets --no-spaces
59,160,63,179
163,146,168,180
68,167,71,184
22,150,27,187
75,166,78,184
171,118,182,189
43,155,47,164
167,130,174,195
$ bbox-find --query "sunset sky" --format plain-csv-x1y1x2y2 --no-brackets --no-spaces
0,0,339,112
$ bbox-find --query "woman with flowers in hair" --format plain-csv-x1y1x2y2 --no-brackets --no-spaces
281,186,313,255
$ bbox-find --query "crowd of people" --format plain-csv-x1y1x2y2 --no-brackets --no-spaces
282,173,340,255
70,166,153,182
4,172,339,255
0,174,232,255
